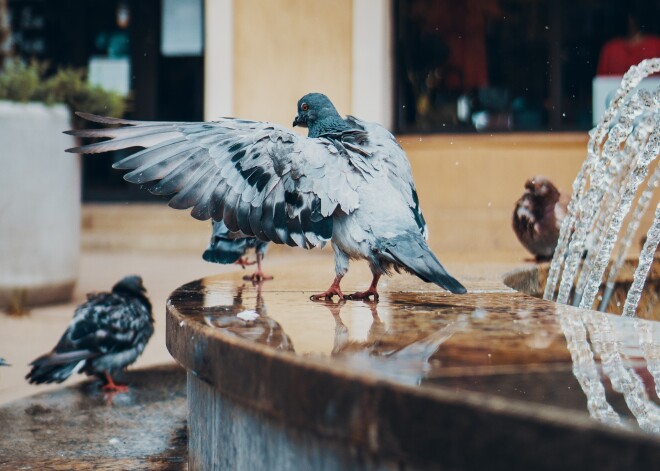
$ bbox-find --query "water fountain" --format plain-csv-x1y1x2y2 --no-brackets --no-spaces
166,61,660,470
529,59,660,433
544,58,660,316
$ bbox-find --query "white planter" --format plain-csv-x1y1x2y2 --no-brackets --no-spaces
0,101,80,308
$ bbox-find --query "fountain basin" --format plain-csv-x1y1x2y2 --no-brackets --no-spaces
503,257,660,320
166,257,660,470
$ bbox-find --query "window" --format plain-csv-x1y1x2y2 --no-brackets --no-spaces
7,0,204,201
395,0,660,133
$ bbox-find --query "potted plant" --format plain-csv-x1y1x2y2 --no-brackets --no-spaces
0,59,125,312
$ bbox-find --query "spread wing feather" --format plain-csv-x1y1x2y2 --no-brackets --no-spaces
67,114,363,248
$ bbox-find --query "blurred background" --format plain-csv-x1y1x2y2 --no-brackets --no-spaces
1,0,659,403
1,0,658,201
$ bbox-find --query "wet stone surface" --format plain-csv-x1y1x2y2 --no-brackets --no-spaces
0,364,187,470
169,269,660,435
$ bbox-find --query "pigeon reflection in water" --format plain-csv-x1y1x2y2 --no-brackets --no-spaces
319,301,468,386
203,284,294,352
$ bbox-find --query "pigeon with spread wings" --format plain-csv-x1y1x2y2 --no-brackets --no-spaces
67,93,466,300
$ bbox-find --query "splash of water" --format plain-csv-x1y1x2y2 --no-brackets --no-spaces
542,59,660,433
544,58,660,320
599,137,660,311
556,309,624,427
585,312,660,433
635,318,660,398
622,204,660,316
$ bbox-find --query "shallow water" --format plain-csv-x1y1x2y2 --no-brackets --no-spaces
170,276,660,433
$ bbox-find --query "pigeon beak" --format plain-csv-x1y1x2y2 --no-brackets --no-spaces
292,116,300,127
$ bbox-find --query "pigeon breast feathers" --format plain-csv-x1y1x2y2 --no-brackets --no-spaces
67,114,368,249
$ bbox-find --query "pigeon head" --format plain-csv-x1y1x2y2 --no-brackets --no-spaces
524,175,560,203
293,93,341,130
112,275,147,296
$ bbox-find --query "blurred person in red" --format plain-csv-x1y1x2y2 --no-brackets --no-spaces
597,9,660,76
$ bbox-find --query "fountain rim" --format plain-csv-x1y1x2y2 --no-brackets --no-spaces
166,273,659,468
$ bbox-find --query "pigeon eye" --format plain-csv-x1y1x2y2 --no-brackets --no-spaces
301,103,309,111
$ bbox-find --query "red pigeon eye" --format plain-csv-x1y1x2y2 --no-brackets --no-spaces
301,103,309,111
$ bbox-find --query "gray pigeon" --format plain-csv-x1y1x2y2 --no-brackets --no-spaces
26,275,153,391
66,93,467,300
203,220,272,281
0,358,9,367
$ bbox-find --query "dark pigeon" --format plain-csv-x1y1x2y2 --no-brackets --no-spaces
66,92,467,301
26,275,153,392
513,175,569,261
203,220,271,281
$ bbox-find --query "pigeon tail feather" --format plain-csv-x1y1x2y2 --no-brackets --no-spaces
381,234,467,294
203,239,247,264
26,353,91,384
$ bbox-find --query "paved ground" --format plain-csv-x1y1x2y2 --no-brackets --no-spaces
0,250,235,405
0,247,527,469
0,248,524,405
0,364,187,470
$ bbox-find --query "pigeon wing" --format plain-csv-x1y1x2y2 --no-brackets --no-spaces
345,116,428,239
67,114,363,249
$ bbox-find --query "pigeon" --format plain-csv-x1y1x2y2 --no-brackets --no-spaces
512,175,569,260
66,92,467,300
0,358,9,367
26,275,153,392
203,220,272,281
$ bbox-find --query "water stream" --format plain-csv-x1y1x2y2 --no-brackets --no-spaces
542,58,660,431
545,58,660,314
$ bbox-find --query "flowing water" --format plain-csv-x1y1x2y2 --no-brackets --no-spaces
542,58,660,432
545,58,660,314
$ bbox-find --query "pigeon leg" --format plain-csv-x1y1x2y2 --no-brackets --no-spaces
243,252,273,282
235,257,256,269
101,371,129,393
310,275,345,301
347,274,381,301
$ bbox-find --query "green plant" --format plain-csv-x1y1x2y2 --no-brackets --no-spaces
0,59,126,124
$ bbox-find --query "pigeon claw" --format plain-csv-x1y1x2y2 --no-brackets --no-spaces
310,289,344,301
102,372,129,393
243,271,273,283
346,289,380,302
102,383,129,393
235,257,257,269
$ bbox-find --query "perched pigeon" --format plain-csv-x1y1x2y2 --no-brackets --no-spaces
66,93,467,300
26,275,153,392
512,176,569,260
0,358,9,367
203,220,272,281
